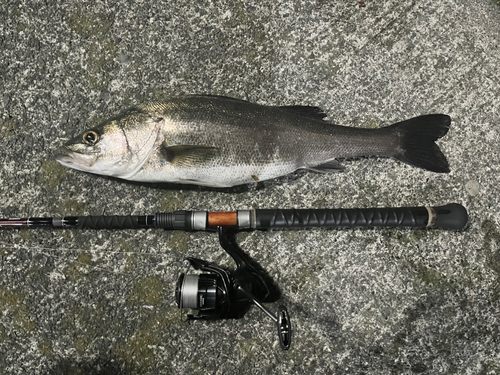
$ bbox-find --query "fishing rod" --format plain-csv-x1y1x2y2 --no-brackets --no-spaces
0,203,468,350
0,203,468,231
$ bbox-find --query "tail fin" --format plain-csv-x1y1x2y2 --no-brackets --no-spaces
389,114,451,173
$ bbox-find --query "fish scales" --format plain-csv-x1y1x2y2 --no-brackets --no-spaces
56,95,451,187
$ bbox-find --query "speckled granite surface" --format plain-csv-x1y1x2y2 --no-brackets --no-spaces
1,0,500,374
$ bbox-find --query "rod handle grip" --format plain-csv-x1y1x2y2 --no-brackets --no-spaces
254,204,467,230
77,215,152,229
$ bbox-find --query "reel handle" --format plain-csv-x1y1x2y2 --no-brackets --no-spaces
236,286,292,350
255,203,468,231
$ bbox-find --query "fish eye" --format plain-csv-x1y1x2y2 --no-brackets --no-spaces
83,131,99,146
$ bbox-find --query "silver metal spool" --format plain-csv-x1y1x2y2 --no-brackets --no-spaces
179,274,199,309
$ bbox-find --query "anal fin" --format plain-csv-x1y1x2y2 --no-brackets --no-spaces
279,105,328,121
306,160,344,173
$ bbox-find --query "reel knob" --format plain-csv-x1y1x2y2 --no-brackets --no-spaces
277,306,292,350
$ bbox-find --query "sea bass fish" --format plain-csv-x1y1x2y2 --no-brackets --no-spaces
55,95,450,187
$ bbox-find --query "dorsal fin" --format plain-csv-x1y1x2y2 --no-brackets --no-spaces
183,95,329,121
279,105,328,121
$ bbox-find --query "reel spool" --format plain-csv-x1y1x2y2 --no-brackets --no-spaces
176,273,222,311
175,227,292,350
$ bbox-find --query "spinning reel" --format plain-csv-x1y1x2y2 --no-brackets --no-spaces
175,226,292,350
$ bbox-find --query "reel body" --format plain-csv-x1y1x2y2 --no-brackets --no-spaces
175,227,292,350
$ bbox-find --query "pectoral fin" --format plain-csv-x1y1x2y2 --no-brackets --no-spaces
160,144,220,168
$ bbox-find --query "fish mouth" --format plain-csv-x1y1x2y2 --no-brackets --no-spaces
54,146,96,169
54,147,73,165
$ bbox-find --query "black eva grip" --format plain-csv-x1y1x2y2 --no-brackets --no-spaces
254,204,467,230
77,215,153,229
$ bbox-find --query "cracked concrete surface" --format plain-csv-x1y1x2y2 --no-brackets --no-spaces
1,0,500,374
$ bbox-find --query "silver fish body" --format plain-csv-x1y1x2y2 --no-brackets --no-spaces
55,95,450,187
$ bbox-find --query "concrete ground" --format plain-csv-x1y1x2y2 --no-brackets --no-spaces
1,0,500,374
